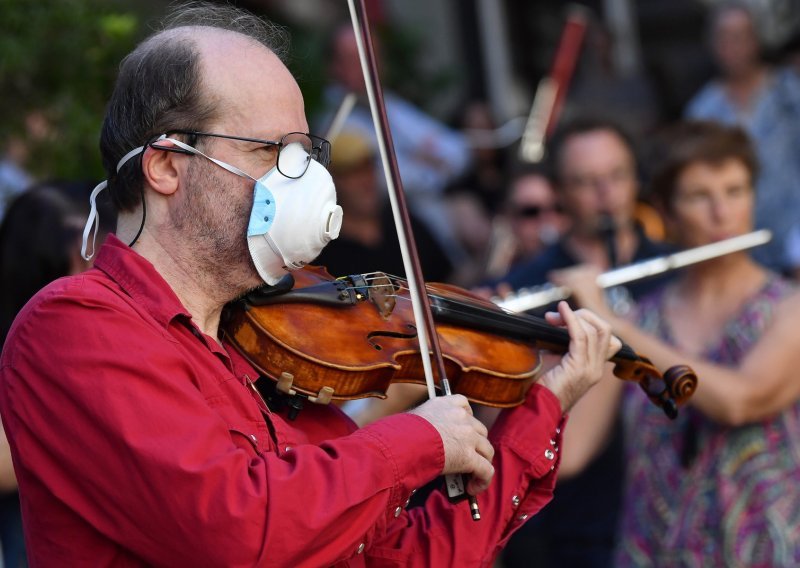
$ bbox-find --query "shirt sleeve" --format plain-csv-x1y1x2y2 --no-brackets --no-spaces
0,284,446,567
365,384,566,567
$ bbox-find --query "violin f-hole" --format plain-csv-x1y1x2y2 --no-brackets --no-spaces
367,327,417,350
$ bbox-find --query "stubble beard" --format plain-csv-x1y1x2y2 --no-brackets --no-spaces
173,158,262,300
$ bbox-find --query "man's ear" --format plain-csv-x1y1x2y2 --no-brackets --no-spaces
141,142,184,197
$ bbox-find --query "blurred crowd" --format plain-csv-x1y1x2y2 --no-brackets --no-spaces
1,1,800,566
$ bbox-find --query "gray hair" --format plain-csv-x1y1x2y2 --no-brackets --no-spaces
99,2,290,211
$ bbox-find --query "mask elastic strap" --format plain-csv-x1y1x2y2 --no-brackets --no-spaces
81,135,259,261
161,137,255,181
81,143,147,260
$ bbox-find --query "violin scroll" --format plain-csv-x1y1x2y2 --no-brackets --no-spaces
611,356,697,419
664,365,698,405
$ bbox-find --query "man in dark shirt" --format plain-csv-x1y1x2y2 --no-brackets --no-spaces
501,117,673,568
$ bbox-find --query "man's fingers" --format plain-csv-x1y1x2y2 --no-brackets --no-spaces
544,310,564,326
475,433,495,463
573,308,620,359
558,301,588,348
466,457,494,496
451,394,473,415
472,416,489,439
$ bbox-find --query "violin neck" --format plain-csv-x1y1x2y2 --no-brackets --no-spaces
429,294,639,362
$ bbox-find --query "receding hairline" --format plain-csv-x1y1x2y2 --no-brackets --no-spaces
555,127,635,176
137,24,277,62
136,25,286,119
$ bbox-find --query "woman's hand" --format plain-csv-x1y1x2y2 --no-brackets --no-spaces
548,264,613,320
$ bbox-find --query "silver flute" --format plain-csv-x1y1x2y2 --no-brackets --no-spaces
495,229,772,313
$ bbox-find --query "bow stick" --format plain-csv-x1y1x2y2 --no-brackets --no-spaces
345,0,481,521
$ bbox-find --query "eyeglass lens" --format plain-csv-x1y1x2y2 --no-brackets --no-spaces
278,133,331,179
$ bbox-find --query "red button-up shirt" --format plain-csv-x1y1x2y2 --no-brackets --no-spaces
0,235,565,567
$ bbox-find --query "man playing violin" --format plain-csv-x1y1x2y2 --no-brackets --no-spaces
0,4,620,566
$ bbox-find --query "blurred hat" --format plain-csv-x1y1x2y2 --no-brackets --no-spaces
330,131,375,171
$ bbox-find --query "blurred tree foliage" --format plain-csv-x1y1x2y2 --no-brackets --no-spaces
0,0,457,182
0,0,146,181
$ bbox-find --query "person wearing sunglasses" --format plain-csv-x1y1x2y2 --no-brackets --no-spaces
0,4,621,567
504,167,568,271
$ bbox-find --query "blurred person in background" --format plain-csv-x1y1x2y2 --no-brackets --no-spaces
0,159,31,222
686,1,800,274
499,117,673,568
499,117,672,301
486,166,568,280
552,121,800,567
441,190,494,287
0,181,110,568
442,100,516,287
561,18,661,141
313,130,453,282
786,222,800,280
0,182,103,344
446,100,509,215
317,23,470,268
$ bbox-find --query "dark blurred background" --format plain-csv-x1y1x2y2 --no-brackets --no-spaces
2,0,798,189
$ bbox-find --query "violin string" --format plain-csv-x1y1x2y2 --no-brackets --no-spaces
333,274,531,321
327,278,592,353
337,282,514,318
327,275,640,362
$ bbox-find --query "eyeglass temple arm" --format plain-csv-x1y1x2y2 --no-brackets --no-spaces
148,142,196,156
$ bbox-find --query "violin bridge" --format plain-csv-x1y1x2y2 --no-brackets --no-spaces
367,273,397,319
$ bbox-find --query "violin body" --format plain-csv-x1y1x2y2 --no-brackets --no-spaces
224,266,697,416
224,266,540,408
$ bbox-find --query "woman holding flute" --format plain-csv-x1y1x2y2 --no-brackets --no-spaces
552,121,800,566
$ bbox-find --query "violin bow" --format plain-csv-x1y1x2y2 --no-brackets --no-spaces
346,0,481,521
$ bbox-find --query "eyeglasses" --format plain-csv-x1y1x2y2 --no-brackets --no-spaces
168,130,331,179
511,205,561,219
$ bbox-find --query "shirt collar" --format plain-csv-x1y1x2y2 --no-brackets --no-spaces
93,234,192,328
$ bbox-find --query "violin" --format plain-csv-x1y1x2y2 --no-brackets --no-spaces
223,266,697,419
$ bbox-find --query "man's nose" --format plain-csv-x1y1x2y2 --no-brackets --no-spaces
710,195,732,220
594,177,616,201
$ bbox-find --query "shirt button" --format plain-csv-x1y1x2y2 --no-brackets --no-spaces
394,506,402,517
285,446,292,452
555,427,561,435
357,543,365,554
519,514,529,521
511,495,520,508
249,434,257,444
545,449,555,460
550,439,556,446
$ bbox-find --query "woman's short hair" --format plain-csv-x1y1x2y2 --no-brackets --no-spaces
649,120,759,209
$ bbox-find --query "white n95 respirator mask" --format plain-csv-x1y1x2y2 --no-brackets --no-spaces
246,143,342,284
79,135,342,285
